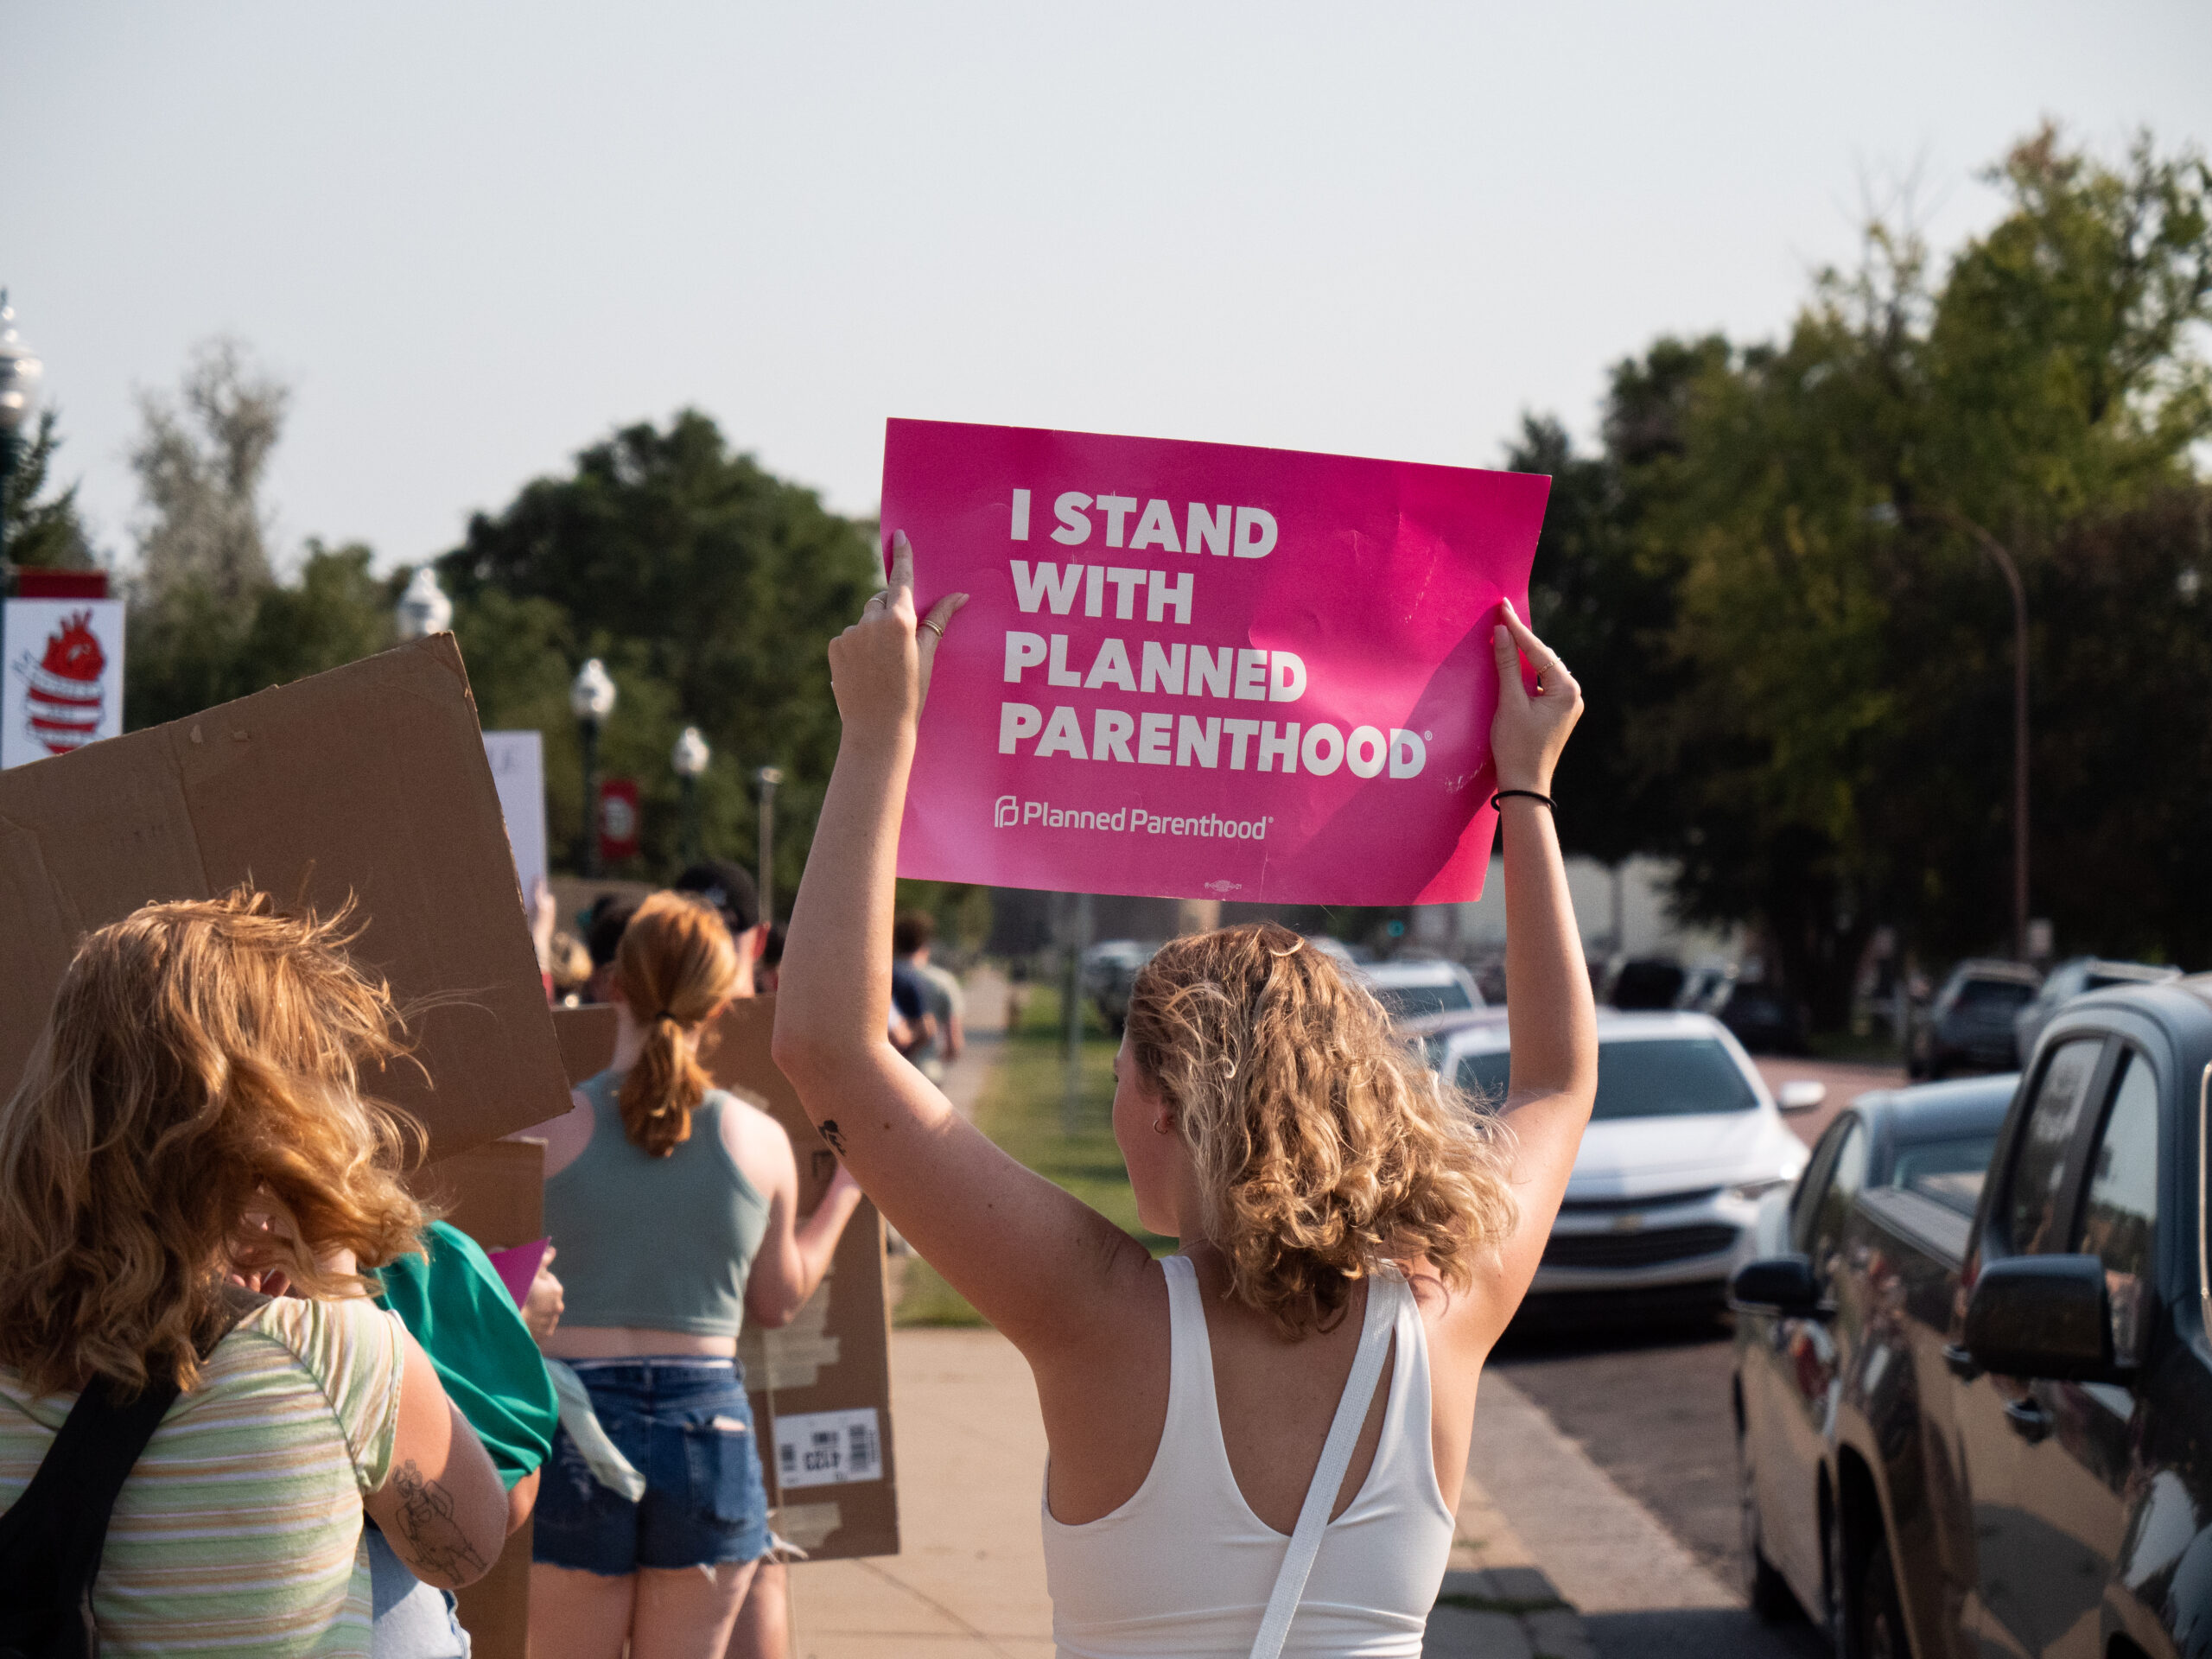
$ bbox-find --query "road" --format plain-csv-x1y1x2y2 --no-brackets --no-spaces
1487,1056,1910,1659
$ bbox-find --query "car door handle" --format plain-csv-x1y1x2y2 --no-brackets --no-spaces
2003,1397,2051,1445
1942,1344,1981,1381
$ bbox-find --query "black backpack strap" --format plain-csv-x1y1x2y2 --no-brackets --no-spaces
0,1287,269,1656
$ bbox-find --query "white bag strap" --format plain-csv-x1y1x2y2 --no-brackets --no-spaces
1247,1273,1398,1659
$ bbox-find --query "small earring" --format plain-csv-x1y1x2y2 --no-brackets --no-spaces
1153,1116,1172,1135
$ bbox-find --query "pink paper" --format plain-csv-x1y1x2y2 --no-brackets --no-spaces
486,1238,550,1311
881,420,1548,906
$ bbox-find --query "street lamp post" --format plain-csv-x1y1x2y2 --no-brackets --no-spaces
393,566,453,640
0,293,46,571
569,658,617,877
754,766,785,924
1943,512,2031,963
671,726,710,868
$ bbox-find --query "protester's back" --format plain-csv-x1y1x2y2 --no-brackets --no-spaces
0,889,505,1655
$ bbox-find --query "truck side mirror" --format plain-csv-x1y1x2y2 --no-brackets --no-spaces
1729,1254,1822,1316
1963,1255,2113,1381
1777,1080,1827,1113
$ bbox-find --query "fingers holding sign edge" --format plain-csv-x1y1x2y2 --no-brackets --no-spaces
1497,598,1579,700
884,530,970,704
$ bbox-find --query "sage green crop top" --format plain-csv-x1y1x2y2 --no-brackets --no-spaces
542,1069,773,1338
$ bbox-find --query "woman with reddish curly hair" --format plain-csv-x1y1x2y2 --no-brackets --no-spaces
775,537,1599,1657
0,889,506,1654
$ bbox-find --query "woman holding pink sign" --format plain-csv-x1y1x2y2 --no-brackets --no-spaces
776,533,1597,1656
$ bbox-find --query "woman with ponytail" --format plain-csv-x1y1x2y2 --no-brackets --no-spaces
527,890,864,1659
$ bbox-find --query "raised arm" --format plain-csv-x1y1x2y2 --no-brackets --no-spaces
772,534,1146,1357
735,1109,868,1329
1484,602,1599,1310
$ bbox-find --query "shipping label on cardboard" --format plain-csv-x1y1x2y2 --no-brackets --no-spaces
775,1408,884,1489
880,418,1549,906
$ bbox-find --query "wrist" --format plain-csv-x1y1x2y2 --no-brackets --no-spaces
1494,771,1554,797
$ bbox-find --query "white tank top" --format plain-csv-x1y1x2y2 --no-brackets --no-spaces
1040,1254,1455,1658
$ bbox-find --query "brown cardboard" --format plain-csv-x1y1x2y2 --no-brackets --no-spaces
420,1136,545,1659
0,635,570,1161
550,998,900,1561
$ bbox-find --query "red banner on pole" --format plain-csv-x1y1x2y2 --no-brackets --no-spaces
597,779,640,864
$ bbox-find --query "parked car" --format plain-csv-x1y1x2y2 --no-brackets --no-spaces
1731,978,2212,1657
1907,957,2042,1078
1713,980,1811,1056
1082,938,1159,1032
1608,957,1688,1011
1361,957,1483,1024
1434,1011,1821,1308
1675,959,1739,1016
2012,955,2181,1065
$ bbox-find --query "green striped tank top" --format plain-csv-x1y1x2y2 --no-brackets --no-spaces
0,1294,406,1656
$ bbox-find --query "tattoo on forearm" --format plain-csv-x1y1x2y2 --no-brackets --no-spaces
819,1119,846,1154
391,1459,489,1583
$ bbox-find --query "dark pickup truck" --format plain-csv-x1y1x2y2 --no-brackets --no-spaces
1731,979,2212,1658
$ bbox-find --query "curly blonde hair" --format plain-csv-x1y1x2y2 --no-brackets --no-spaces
0,888,429,1396
1125,924,1514,1336
614,892,741,1157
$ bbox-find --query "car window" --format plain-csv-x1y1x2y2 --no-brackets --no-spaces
1456,1050,1510,1105
1376,982,1473,1020
1586,1038,1759,1121
1791,1119,1849,1252
1890,1134,1999,1217
1807,1121,1868,1282
2075,1052,2158,1363
1957,979,2037,1016
2005,1038,2104,1254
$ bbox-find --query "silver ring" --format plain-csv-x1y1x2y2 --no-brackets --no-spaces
864,590,889,610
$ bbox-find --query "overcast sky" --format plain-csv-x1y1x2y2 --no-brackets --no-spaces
9,3,2209,575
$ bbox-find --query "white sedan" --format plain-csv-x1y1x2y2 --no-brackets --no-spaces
1432,1010,1821,1306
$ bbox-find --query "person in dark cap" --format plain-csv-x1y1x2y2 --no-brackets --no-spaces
582,899,638,1006
674,861,769,993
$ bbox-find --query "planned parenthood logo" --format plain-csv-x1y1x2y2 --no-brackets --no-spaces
994,794,1273,842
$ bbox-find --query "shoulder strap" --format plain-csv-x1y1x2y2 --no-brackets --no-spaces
0,1288,265,1656
1245,1274,1398,1659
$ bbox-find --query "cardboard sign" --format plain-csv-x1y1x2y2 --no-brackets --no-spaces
0,636,571,1160
481,730,549,899
3,597,125,769
550,999,899,1560
415,1138,546,1659
880,418,1548,906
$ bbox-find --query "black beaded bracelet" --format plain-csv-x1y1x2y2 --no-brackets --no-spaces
1491,789,1556,811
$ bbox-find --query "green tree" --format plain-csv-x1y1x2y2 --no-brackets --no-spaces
126,539,399,729
437,410,880,906
1646,126,2212,1021
3,410,98,571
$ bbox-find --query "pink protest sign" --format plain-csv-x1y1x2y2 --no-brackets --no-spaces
882,419,1548,906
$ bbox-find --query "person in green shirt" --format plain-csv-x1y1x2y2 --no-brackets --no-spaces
371,1221,561,1657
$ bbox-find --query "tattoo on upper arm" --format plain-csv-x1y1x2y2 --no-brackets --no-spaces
819,1119,846,1154
389,1459,490,1583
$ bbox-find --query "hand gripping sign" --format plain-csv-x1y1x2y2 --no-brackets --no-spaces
882,419,1549,906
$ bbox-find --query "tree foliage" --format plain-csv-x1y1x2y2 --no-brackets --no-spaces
437,410,880,907
131,339,287,607
1535,125,2212,1021
3,410,97,570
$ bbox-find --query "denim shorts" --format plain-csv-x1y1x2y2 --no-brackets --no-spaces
531,1357,770,1575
